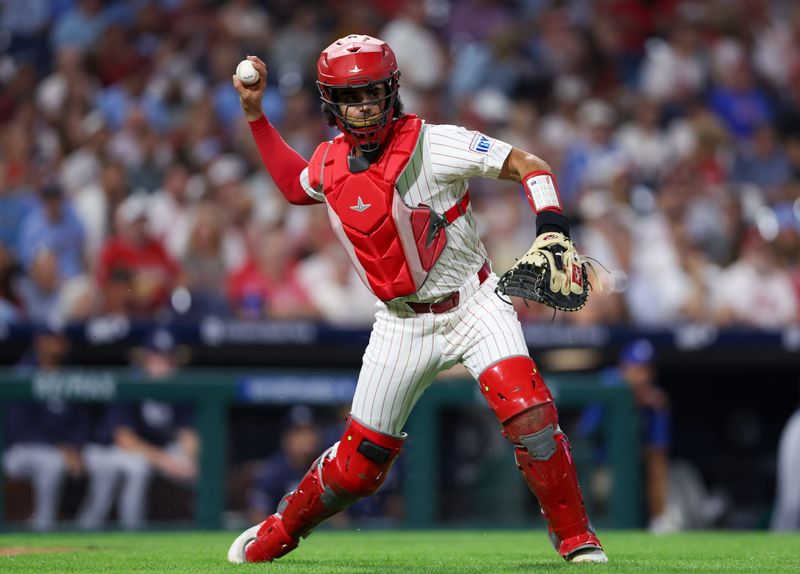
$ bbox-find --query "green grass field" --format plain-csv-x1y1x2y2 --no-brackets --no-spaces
1,530,798,573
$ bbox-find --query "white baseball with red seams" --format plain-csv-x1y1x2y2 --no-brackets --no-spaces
236,60,259,85
300,123,527,435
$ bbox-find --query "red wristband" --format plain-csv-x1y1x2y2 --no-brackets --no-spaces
522,170,563,214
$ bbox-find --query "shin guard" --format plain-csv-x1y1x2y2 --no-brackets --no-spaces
245,417,404,562
510,414,598,557
479,356,601,559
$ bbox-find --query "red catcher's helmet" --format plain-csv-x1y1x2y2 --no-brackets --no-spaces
317,34,401,153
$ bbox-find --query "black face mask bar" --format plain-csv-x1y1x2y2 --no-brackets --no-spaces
318,81,399,153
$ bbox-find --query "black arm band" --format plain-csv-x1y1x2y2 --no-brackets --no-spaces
536,210,571,238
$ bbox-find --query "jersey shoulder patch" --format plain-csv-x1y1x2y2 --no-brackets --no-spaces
469,133,494,153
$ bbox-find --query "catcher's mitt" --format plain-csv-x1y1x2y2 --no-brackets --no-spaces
496,232,597,312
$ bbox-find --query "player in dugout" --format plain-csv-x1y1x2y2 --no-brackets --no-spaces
228,35,606,564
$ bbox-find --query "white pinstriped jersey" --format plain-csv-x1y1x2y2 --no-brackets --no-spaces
300,122,513,303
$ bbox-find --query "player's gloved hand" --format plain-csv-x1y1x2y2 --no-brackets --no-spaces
496,231,596,312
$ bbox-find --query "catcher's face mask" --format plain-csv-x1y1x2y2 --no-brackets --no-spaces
316,34,401,153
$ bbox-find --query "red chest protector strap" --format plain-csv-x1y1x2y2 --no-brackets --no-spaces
444,192,470,224
419,190,470,249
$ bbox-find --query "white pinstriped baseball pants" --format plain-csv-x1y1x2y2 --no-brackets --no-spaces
351,272,529,436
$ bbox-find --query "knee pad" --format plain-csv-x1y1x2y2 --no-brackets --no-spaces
479,356,561,453
478,356,555,424
320,417,404,502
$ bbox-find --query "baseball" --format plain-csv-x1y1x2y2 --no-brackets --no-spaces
236,59,259,85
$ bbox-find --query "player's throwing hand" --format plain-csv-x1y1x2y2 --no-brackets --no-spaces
232,55,268,122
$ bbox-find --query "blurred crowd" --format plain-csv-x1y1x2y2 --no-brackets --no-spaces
1,0,800,329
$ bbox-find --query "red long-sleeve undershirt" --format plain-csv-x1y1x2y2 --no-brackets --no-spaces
248,115,321,205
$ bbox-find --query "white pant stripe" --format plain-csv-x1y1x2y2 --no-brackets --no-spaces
386,313,434,427
368,313,400,416
377,318,412,424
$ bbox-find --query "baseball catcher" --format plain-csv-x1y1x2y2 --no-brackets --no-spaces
229,35,608,566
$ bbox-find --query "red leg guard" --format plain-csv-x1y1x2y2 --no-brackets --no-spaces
511,416,599,557
245,417,404,563
479,356,602,559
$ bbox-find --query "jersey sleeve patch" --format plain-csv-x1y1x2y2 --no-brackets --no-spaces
469,133,494,153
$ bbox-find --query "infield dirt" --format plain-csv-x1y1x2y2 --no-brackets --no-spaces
0,547,74,557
